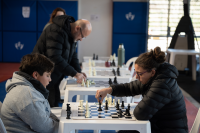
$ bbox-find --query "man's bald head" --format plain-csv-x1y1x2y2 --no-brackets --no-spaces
74,19,92,36
70,19,92,42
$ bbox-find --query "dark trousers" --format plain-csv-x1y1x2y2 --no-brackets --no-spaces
47,80,61,107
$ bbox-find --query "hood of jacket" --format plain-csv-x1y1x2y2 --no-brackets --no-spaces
52,15,75,39
6,71,49,99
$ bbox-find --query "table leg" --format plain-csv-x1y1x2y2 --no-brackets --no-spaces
192,55,196,81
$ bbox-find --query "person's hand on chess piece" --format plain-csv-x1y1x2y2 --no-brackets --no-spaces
95,87,112,103
81,72,87,78
74,73,86,83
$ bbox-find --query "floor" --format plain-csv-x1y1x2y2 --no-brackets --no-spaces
0,63,200,133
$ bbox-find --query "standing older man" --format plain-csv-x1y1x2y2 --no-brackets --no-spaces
32,15,92,107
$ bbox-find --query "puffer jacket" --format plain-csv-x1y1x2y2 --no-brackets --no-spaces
32,15,81,85
111,63,188,133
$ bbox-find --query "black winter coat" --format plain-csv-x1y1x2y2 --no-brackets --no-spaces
32,15,81,85
111,63,188,133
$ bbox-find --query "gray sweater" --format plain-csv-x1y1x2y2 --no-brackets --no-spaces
1,72,59,133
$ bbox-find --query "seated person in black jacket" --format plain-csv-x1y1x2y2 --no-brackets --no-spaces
96,47,188,133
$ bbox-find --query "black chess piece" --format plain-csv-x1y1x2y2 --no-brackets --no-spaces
118,109,123,118
98,101,102,111
127,109,131,116
117,67,121,76
66,104,71,114
105,100,108,110
93,53,95,60
121,101,124,108
128,104,130,110
124,109,128,115
114,77,118,84
112,59,116,67
116,102,120,110
108,78,113,86
66,113,71,119
112,69,116,76
96,55,98,60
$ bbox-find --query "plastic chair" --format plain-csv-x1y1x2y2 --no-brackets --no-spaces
126,57,142,103
59,78,68,100
126,57,138,80
190,108,200,133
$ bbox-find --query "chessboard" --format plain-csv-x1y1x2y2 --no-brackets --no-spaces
67,102,137,120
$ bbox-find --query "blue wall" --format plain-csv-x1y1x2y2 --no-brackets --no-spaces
0,0,78,62
112,1,149,62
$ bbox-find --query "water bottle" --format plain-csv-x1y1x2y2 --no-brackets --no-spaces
118,43,125,67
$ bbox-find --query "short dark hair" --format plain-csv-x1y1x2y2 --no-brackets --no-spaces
19,53,54,76
135,47,166,70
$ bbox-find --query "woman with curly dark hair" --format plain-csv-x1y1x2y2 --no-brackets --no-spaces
96,47,188,133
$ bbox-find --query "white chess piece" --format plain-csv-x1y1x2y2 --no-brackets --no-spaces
110,55,113,61
105,96,108,102
80,100,84,110
113,53,116,61
92,60,95,67
89,68,92,76
118,99,120,105
86,80,90,87
79,100,82,107
109,97,112,106
89,59,91,67
93,68,96,76
113,99,115,106
81,79,85,87
85,101,88,109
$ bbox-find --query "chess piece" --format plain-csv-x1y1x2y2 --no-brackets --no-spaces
113,99,115,106
113,53,116,61
110,55,113,61
117,67,121,76
105,96,108,102
89,59,91,67
121,101,124,108
116,102,120,110
109,97,112,106
112,69,116,76
93,53,95,60
108,78,113,86
92,60,95,67
114,77,118,84
118,109,123,118
89,68,92,76
66,113,71,119
112,59,116,67
86,80,90,87
98,101,102,111
127,109,131,116
96,55,98,60
80,100,84,110
105,100,108,110
85,101,88,109
118,99,120,105
93,68,96,76
81,79,85,87
85,110,90,118
128,104,130,110
91,80,95,85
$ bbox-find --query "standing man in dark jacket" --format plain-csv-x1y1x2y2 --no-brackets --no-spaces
32,15,92,107
96,47,188,133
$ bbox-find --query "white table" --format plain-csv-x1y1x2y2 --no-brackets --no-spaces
82,62,128,71
58,102,151,133
166,49,200,81
83,56,118,62
63,81,133,103
82,70,132,83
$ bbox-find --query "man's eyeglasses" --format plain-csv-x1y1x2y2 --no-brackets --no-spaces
134,69,151,77
80,28,86,39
